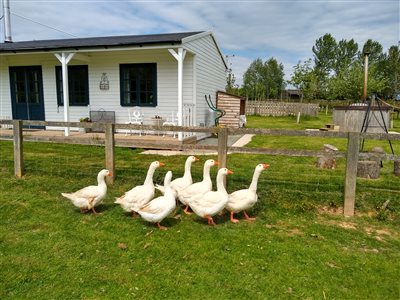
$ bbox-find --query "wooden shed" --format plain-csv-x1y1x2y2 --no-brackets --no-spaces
216,91,246,128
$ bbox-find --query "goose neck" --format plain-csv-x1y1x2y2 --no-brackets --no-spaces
144,167,155,186
97,173,107,187
249,170,261,191
216,173,227,193
202,165,212,182
183,160,193,180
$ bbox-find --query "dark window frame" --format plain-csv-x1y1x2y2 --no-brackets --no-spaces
56,65,89,106
119,63,157,107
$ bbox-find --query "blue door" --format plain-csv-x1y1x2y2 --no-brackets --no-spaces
9,66,45,123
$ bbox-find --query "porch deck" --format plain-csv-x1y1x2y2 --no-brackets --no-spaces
0,128,197,149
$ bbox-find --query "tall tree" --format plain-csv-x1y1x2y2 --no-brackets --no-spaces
312,33,337,98
381,45,400,97
264,58,285,98
334,39,358,74
290,58,318,100
243,57,285,99
361,39,384,65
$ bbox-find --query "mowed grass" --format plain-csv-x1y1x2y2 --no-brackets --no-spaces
1,114,400,299
246,113,400,153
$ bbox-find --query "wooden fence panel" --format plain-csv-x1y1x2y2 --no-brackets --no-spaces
246,101,319,117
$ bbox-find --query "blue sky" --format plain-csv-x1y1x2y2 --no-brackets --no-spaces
1,0,399,85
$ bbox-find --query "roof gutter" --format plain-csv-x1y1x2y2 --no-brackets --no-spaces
0,43,182,56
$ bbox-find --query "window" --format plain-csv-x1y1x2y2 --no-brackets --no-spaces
56,65,89,106
120,63,157,107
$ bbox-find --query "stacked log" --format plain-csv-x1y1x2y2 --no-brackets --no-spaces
394,160,400,176
316,144,338,169
357,161,380,179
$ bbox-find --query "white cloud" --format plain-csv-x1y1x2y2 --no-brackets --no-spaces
1,0,398,87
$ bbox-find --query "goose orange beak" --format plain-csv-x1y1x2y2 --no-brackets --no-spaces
108,171,113,177
227,169,234,174
263,163,270,169
194,156,200,161
214,161,219,166
159,162,165,167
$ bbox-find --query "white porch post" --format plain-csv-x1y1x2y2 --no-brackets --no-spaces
168,47,186,141
55,52,75,136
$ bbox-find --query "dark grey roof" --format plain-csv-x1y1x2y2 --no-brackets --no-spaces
0,31,204,53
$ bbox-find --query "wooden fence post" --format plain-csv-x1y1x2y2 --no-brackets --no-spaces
344,132,360,216
105,123,115,184
13,120,24,178
218,127,228,187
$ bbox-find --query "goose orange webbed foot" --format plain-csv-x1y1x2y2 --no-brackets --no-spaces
156,222,168,230
230,212,240,223
243,211,256,222
183,205,192,215
205,215,216,226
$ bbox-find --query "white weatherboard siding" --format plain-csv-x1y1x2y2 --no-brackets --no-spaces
0,57,12,119
0,49,194,127
184,34,227,127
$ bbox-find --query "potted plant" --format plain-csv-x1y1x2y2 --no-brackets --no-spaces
79,117,92,133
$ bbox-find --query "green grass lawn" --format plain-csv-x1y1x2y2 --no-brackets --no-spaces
246,113,400,154
1,136,399,299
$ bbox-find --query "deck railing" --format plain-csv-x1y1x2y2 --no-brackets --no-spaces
1,119,399,217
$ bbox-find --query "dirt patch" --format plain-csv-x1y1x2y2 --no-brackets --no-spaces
286,228,304,237
317,206,343,215
364,227,399,242
338,222,357,230
376,229,392,236
360,247,379,253
265,223,304,237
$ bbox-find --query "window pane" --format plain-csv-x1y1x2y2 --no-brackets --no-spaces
120,63,156,107
63,65,89,106
55,67,63,105
27,71,40,104
14,71,27,103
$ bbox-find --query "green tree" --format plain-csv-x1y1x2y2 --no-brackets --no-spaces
334,39,358,74
290,58,318,100
243,57,285,99
312,33,337,98
361,39,384,65
381,45,400,98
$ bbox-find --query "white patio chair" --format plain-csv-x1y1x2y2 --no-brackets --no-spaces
125,107,144,136
162,112,178,138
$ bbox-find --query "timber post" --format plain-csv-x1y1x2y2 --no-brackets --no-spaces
105,123,115,184
13,120,24,178
217,127,228,187
344,132,360,216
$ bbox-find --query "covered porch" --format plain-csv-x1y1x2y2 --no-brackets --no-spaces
0,126,197,149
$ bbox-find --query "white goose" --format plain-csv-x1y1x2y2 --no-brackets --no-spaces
115,161,164,215
189,167,233,225
155,156,199,197
138,171,176,230
226,163,269,223
177,159,218,214
61,169,112,213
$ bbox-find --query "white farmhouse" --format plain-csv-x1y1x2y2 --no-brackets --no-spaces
0,31,227,139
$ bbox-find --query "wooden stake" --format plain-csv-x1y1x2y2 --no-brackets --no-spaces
218,127,228,187
344,132,360,216
13,120,24,178
105,123,115,184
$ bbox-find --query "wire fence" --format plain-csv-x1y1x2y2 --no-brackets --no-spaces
1,119,400,216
